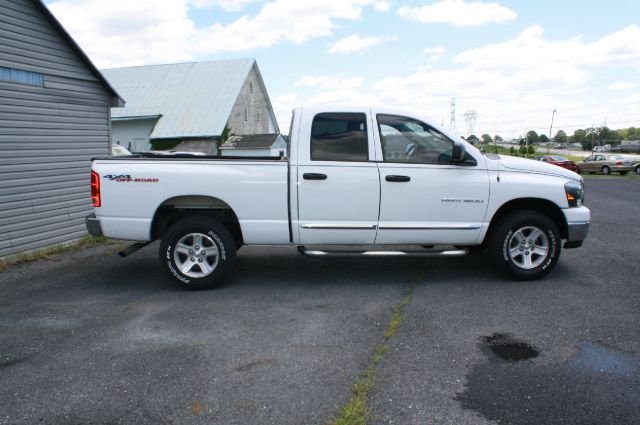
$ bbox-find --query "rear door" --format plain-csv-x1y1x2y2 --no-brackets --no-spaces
296,109,380,245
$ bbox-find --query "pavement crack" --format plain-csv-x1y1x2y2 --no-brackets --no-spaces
328,260,430,425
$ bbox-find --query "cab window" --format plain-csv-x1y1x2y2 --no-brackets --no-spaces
377,114,454,164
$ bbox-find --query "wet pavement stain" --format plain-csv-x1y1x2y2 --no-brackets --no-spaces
456,339,640,425
483,333,539,361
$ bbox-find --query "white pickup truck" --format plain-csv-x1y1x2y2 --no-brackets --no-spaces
87,107,590,288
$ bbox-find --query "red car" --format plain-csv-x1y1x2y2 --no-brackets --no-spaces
536,155,578,172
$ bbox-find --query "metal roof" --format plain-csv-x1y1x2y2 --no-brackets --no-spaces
102,59,256,139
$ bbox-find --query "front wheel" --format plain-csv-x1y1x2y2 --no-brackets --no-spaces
488,211,561,280
635,166,640,175
602,166,611,175
159,216,236,289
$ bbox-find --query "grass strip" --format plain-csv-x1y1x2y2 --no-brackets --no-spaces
0,235,116,272
331,261,430,425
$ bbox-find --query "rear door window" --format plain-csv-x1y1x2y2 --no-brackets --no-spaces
310,113,369,162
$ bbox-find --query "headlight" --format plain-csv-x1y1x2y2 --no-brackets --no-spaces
564,181,584,207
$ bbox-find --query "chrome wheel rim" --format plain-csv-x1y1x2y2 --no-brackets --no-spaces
602,167,610,175
173,233,219,278
507,226,549,270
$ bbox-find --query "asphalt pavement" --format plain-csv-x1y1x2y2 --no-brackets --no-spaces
1,178,639,425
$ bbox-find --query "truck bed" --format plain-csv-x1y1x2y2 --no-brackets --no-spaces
92,157,290,244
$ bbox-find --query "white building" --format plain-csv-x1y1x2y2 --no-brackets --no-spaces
102,59,279,154
220,134,287,158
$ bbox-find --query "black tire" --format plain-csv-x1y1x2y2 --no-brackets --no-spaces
602,166,611,175
488,211,561,281
636,166,640,175
620,171,628,176
159,216,236,289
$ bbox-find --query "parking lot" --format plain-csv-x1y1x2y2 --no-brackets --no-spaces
1,178,639,425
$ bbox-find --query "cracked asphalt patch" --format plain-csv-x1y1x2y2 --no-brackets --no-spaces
1,179,638,425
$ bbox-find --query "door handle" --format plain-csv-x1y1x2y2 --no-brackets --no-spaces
385,175,411,182
303,173,327,180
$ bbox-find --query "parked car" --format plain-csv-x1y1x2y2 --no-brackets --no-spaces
535,155,578,172
111,144,132,156
86,106,590,288
576,154,635,175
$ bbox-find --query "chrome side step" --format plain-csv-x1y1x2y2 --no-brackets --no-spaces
298,247,468,258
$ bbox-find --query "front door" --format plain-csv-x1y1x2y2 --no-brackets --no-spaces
374,113,489,245
296,111,380,245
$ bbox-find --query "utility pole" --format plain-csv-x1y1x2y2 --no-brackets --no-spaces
547,109,556,154
449,98,457,134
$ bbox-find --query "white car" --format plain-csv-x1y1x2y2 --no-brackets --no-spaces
87,106,590,288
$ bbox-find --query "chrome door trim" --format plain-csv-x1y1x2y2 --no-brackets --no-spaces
301,224,378,230
378,224,482,230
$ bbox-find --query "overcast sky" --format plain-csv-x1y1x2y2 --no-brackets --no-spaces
45,0,640,139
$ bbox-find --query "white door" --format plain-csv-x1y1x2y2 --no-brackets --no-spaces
296,111,380,245
374,113,489,245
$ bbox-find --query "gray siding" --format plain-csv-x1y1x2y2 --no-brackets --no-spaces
0,0,112,257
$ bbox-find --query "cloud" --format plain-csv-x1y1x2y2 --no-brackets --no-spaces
373,1,391,12
47,0,383,67
328,34,395,54
398,0,516,27
424,46,446,60
608,82,637,90
279,26,640,138
189,0,258,11
295,75,364,90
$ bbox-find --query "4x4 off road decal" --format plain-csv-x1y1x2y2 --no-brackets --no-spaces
104,175,159,183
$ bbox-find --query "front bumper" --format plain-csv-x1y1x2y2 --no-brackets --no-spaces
566,221,590,241
85,213,103,237
562,206,590,248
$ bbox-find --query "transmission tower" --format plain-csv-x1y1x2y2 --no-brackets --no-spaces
464,110,477,136
449,98,457,134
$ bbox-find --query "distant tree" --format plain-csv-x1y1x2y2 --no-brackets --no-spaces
555,130,568,144
217,125,233,156
528,145,536,155
539,134,549,144
509,146,516,155
466,134,480,145
570,129,587,144
519,145,527,155
493,135,504,143
481,134,492,144
526,130,540,144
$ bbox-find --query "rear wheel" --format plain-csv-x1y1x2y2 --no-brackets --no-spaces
602,166,611,175
636,166,640,175
159,216,236,289
488,211,561,280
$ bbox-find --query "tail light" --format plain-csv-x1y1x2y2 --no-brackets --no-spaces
91,171,101,207
615,161,623,166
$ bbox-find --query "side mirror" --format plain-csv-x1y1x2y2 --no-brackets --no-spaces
452,141,466,163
